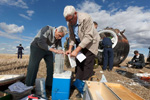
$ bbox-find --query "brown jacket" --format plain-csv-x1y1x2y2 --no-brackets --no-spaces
68,12,100,55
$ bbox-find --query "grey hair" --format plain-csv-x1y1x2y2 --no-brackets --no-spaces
63,5,76,18
56,26,68,36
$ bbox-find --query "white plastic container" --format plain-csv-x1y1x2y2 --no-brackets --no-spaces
54,54,64,73
68,54,76,68
35,78,47,98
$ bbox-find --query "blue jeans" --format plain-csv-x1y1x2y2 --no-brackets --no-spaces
103,48,114,70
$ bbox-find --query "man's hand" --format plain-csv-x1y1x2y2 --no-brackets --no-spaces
65,49,71,55
65,45,73,55
49,48,64,54
70,50,78,57
70,46,82,57
55,50,65,54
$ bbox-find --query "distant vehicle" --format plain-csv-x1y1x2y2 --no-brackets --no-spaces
97,28,130,66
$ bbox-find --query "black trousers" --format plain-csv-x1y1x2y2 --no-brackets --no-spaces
75,48,95,80
18,52,22,59
25,45,54,86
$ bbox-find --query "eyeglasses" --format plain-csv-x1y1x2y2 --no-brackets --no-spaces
58,34,63,38
67,15,74,22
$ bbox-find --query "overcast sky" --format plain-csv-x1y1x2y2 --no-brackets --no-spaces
0,0,150,57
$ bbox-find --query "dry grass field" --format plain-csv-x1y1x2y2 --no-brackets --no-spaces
0,54,150,100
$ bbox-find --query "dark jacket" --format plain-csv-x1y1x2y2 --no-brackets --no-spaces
102,37,113,48
131,53,145,64
17,46,24,53
31,26,62,51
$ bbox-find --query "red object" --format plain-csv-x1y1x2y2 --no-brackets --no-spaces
28,94,39,99
140,77,150,82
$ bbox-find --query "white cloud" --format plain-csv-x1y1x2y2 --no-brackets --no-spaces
23,45,30,54
108,3,114,8
25,46,30,49
0,42,30,54
0,30,31,42
0,30,32,41
0,0,35,20
77,1,102,13
14,41,22,44
77,1,150,52
19,14,31,20
0,31,21,39
0,22,24,34
22,36,33,40
0,48,5,50
0,43,13,54
0,22,32,42
0,0,34,20
27,10,34,16
19,10,34,20
0,0,28,9
102,0,105,3
31,0,39,2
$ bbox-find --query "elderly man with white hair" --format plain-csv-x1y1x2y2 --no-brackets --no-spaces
25,25,68,91
63,5,100,98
